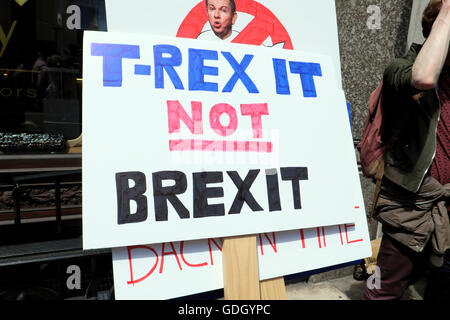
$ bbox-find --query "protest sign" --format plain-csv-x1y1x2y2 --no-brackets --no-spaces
112,221,369,299
82,31,359,249
83,1,373,300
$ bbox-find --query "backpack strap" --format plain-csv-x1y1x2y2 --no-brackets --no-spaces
368,159,384,224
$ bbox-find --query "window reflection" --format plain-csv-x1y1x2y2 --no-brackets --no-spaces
0,0,106,142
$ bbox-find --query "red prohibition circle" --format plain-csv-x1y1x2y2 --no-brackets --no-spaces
176,0,294,50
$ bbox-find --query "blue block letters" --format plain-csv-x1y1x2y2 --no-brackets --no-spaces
91,43,140,87
91,43,323,97
188,48,218,92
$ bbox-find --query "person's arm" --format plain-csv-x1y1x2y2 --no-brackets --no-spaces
411,0,450,90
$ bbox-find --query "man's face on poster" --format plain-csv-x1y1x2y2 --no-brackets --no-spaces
206,0,237,40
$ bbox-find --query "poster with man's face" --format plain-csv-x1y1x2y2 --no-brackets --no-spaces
105,0,342,87
199,0,238,41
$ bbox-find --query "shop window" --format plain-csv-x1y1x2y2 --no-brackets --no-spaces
0,0,107,142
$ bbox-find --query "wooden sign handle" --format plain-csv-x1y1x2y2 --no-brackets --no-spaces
222,234,287,300
222,235,260,299
260,277,287,299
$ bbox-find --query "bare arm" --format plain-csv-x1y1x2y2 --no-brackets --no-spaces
411,0,450,90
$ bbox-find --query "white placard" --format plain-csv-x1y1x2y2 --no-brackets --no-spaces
82,31,360,249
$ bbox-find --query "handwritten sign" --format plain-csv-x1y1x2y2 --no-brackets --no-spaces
112,221,370,299
82,31,360,250
97,0,372,300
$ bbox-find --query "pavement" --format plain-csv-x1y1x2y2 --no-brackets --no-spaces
284,274,426,300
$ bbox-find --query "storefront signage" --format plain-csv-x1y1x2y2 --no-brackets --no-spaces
0,21,17,58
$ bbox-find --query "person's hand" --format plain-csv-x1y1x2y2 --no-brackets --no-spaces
443,0,450,9
441,0,450,17
412,0,450,89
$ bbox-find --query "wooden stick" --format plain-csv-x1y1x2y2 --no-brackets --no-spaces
67,146,82,154
260,276,287,300
66,134,82,148
222,234,260,300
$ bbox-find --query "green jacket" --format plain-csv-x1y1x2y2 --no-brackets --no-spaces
382,43,441,193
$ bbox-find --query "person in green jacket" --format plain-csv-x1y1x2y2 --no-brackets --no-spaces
364,0,450,300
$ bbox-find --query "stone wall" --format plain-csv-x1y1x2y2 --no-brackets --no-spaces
336,0,413,141
335,0,414,238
